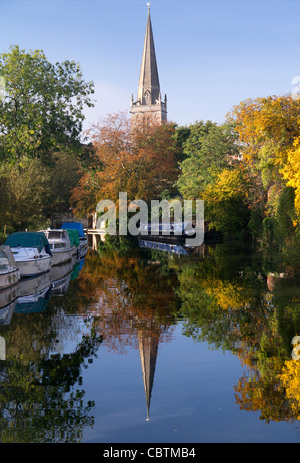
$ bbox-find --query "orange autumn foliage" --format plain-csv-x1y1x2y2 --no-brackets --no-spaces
71,112,179,217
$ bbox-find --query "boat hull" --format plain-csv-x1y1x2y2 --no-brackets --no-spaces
14,255,52,278
0,268,20,290
51,249,73,266
79,237,88,257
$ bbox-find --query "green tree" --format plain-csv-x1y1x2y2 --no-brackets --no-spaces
47,151,82,225
0,45,94,164
172,125,190,163
0,157,52,231
175,121,239,199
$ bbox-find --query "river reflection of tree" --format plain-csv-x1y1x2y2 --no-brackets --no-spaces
1,241,300,441
0,311,102,442
174,243,300,425
79,242,300,426
78,249,180,421
78,250,178,352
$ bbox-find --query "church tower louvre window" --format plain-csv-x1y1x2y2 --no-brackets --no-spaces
130,4,167,124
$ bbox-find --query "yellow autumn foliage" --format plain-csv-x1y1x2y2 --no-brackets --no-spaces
203,167,249,203
201,279,252,310
280,359,300,418
281,137,300,218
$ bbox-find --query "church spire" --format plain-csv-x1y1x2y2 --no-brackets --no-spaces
137,4,160,105
130,4,167,123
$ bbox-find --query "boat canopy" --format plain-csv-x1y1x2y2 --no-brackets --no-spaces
5,232,52,255
61,222,85,238
65,229,80,248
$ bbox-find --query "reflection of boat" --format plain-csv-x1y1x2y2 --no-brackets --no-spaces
0,284,19,325
4,232,52,278
70,261,81,280
18,271,52,298
0,245,20,290
40,229,74,266
51,272,71,296
0,283,19,309
61,222,88,257
50,258,74,295
78,257,85,272
0,299,17,325
15,272,52,314
138,239,189,255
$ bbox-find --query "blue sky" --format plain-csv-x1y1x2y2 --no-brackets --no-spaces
2,0,300,129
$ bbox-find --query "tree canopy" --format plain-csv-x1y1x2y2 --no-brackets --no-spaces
228,95,300,244
0,45,94,233
0,45,94,164
71,112,179,217
175,120,239,200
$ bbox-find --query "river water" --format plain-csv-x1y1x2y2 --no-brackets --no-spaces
1,239,300,443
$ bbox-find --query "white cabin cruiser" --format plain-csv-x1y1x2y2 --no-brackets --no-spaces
4,232,52,278
0,245,20,290
40,229,74,266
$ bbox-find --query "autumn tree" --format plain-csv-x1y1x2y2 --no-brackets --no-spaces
228,95,300,243
202,166,250,234
281,137,300,219
71,112,179,217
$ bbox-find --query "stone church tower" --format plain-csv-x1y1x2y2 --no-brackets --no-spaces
130,4,167,124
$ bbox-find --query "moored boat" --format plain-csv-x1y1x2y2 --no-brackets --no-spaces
4,232,52,278
138,221,196,244
40,229,74,266
0,245,20,290
61,222,88,257
63,228,80,257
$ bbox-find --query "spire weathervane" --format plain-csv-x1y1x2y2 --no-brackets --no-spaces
147,3,150,11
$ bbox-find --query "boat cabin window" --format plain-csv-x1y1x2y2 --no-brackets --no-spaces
0,251,9,270
47,231,64,240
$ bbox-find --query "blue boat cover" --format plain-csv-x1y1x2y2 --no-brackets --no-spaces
5,232,52,255
61,222,85,237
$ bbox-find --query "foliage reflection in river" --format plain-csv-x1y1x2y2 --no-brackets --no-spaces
0,240,300,441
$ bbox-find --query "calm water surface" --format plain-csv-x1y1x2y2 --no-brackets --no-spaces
1,240,300,443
